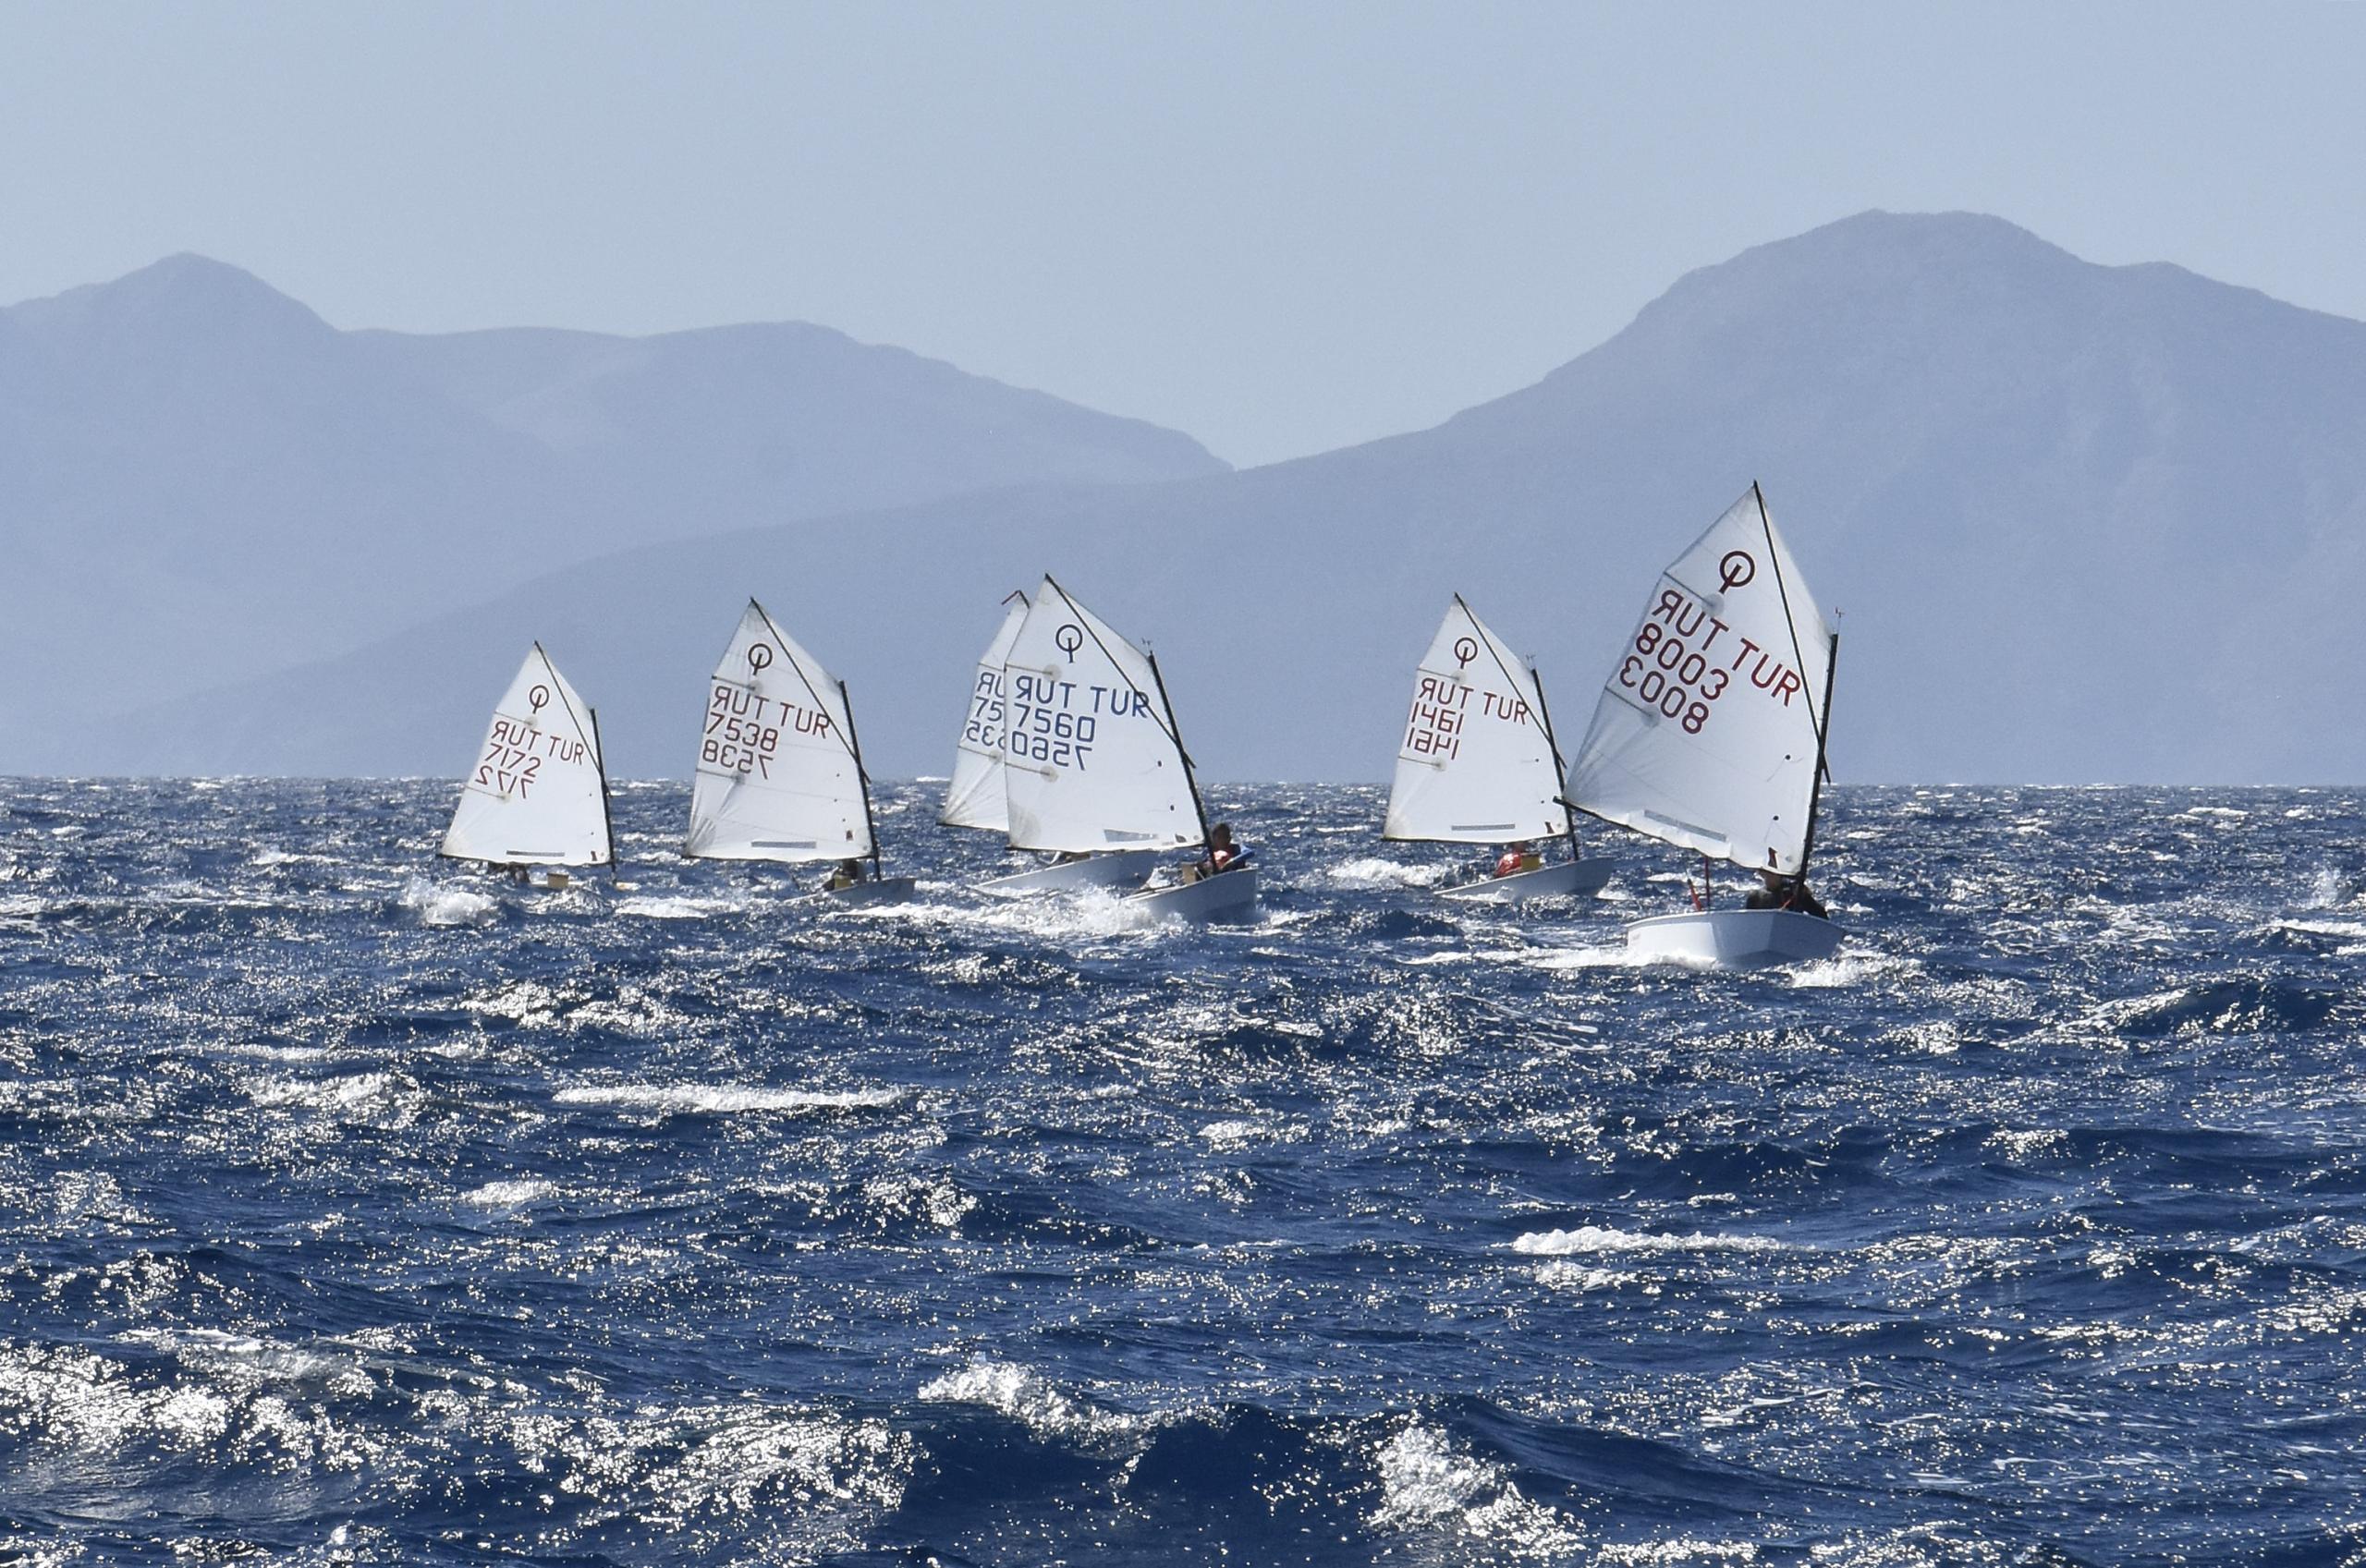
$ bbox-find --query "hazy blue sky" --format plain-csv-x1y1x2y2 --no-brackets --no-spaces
5,2,2361,467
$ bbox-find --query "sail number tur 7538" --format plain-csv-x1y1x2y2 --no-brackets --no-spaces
703,683,836,779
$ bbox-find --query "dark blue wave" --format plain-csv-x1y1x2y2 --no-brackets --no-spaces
0,782,2362,1564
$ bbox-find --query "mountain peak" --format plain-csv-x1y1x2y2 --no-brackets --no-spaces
1665,208,2086,306
8,251,333,351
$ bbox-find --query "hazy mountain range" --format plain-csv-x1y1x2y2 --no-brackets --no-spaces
9,212,2365,784
0,255,1221,769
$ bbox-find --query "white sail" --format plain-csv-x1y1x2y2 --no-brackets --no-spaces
1566,486,1835,876
939,598,1029,832
999,577,1203,854
684,601,873,863
441,645,612,866
1384,596,1569,844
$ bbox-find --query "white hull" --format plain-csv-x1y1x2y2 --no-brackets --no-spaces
818,876,918,907
1436,857,1614,905
1624,908,1842,967
981,848,1163,894
1128,867,1260,922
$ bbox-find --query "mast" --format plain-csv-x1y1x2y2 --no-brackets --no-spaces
1755,482,1828,754
591,705,617,878
1795,631,1840,882
839,678,885,881
1527,661,1579,865
1145,649,1214,852
1753,483,1835,883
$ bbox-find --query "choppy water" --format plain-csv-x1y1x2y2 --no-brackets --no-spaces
2,779,2364,1565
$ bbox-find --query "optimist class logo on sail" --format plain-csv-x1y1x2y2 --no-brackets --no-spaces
1615,554,1807,735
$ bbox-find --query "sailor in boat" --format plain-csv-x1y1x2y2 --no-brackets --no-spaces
825,857,867,893
1492,841,1540,879
1745,857,1828,919
1178,822,1250,885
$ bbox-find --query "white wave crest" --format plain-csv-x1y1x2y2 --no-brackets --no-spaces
1372,1421,1584,1555
1199,1118,1262,1150
463,1178,556,1207
399,875,496,928
1787,953,1909,989
1325,857,1451,890
248,1071,421,1128
2277,918,2366,942
860,1173,976,1231
864,884,1182,944
917,1357,1142,1444
1512,1225,1788,1257
1534,1262,1643,1294
553,1083,907,1116
648,1409,912,1522
498,1399,912,1543
0,1342,401,1475
615,894,743,920
1598,1539,1760,1564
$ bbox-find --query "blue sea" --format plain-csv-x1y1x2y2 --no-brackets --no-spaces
3,779,2363,1566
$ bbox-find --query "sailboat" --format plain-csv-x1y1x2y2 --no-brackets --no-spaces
941,593,1160,893
684,600,914,905
1384,595,1614,904
1563,484,1843,966
1001,576,1257,921
440,644,615,884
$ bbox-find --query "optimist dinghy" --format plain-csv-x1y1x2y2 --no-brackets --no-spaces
999,576,1257,922
1384,595,1613,905
684,600,914,905
1563,484,1843,966
441,643,616,887
941,592,1160,894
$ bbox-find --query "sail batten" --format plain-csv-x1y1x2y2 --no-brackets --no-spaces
684,601,873,863
1383,598,1569,845
1565,488,1835,876
998,577,1202,855
441,645,613,867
